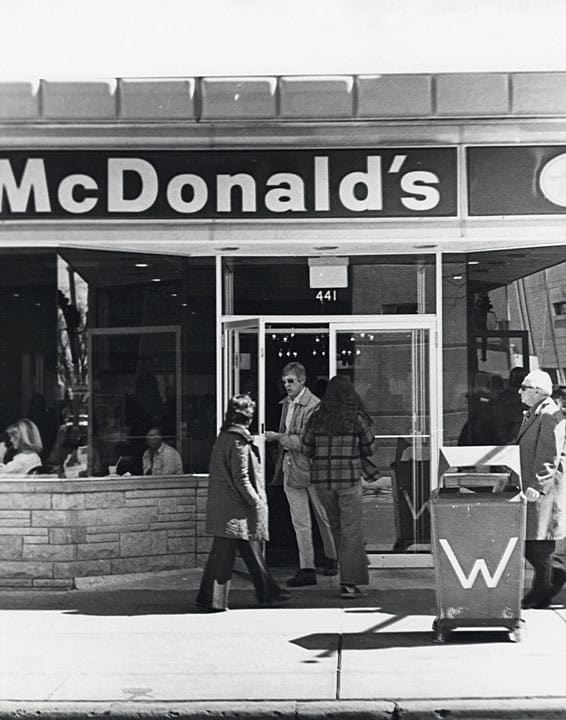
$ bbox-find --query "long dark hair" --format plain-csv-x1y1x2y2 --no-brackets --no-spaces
311,376,370,435
221,394,256,431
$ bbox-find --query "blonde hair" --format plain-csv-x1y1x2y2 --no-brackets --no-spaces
7,418,43,453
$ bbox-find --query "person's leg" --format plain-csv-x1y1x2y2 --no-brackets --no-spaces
307,484,338,565
524,539,555,607
238,539,290,604
196,537,237,611
551,538,566,598
283,477,316,580
336,483,369,588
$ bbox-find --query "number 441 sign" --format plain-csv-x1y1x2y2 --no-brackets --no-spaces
315,290,338,303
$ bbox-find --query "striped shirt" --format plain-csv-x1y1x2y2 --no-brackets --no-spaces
301,411,377,489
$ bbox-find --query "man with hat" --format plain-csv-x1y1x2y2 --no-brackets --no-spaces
516,369,566,608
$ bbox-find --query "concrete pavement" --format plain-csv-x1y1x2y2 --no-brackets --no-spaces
0,566,566,718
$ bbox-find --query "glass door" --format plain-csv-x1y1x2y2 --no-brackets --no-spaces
329,317,437,557
221,318,265,461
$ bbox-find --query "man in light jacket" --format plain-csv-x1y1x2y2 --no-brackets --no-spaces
265,362,337,587
516,369,566,608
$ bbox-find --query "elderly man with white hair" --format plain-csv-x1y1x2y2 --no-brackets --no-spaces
516,369,566,609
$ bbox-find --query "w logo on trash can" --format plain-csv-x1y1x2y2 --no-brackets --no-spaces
439,537,519,589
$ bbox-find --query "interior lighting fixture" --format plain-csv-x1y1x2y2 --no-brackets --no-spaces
171,293,178,297
452,275,464,280
468,261,480,265
135,262,148,268
152,278,161,282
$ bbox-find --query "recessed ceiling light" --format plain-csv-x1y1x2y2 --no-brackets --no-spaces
152,278,161,283
135,262,148,268
468,260,480,265
313,245,339,251
171,293,178,297
452,275,464,280
217,247,240,252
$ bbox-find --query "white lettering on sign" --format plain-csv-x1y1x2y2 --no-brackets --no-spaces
539,153,566,207
439,537,518,589
0,158,50,212
58,174,98,213
400,171,440,211
265,173,306,212
339,156,383,212
217,173,256,212
108,158,158,212
0,150,455,218
167,174,208,213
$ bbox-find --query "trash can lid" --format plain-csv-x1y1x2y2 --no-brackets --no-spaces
439,445,521,478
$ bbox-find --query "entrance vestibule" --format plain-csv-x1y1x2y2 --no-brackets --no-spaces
220,315,437,566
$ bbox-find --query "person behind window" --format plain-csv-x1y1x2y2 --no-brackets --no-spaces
0,419,43,476
196,394,291,611
142,426,183,475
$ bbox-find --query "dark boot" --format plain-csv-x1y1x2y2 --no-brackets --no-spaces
286,568,317,587
323,558,338,576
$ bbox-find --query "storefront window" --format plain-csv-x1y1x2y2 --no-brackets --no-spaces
0,249,216,477
0,250,58,463
443,247,566,447
223,255,435,315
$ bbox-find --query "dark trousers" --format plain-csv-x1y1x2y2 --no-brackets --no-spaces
196,537,282,610
525,539,555,596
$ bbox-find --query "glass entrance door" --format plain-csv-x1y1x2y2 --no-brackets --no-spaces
221,319,265,459
329,317,437,556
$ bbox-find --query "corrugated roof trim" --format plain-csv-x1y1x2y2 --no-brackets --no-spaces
0,72,565,122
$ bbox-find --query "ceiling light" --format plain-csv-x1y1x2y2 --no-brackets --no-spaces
135,262,148,268
468,261,480,265
452,275,463,280
152,278,161,283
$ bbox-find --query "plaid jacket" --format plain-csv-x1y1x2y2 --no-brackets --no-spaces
301,411,378,489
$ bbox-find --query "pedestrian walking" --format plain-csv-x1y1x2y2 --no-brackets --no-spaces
515,369,566,608
196,394,290,611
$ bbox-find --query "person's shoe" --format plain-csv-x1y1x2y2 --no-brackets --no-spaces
522,589,551,609
286,568,317,587
551,568,566,599
260,588,292,606
341,584,365,599
323,558,338,577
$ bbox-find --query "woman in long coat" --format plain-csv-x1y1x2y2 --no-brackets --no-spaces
196,394,290,611
516,369,566,608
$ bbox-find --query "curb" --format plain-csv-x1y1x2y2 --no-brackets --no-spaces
1,700,566,720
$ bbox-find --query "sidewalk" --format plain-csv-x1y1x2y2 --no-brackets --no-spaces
0,566,566,719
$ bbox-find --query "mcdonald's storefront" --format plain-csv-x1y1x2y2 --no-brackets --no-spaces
2,72,566,587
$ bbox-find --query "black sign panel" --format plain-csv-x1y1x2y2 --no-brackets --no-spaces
0,148,457,220
467,145,566,216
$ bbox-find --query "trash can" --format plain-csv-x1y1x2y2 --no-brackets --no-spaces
431,445,526,643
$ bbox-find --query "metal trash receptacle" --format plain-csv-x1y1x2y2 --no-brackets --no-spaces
431,446,526,643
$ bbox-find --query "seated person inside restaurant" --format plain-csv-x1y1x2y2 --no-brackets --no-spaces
0,418,43,475
142,426,183,475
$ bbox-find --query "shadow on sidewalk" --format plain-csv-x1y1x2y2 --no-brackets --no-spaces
0,586,436,616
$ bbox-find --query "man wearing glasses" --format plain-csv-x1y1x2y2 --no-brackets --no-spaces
516,369,566,609
266,362,337,586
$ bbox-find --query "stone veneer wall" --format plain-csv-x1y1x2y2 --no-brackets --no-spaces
0,476,211,589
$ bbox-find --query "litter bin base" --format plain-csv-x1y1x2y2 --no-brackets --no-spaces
432,616,523,643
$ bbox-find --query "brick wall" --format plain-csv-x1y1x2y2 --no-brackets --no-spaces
0,476,211,589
